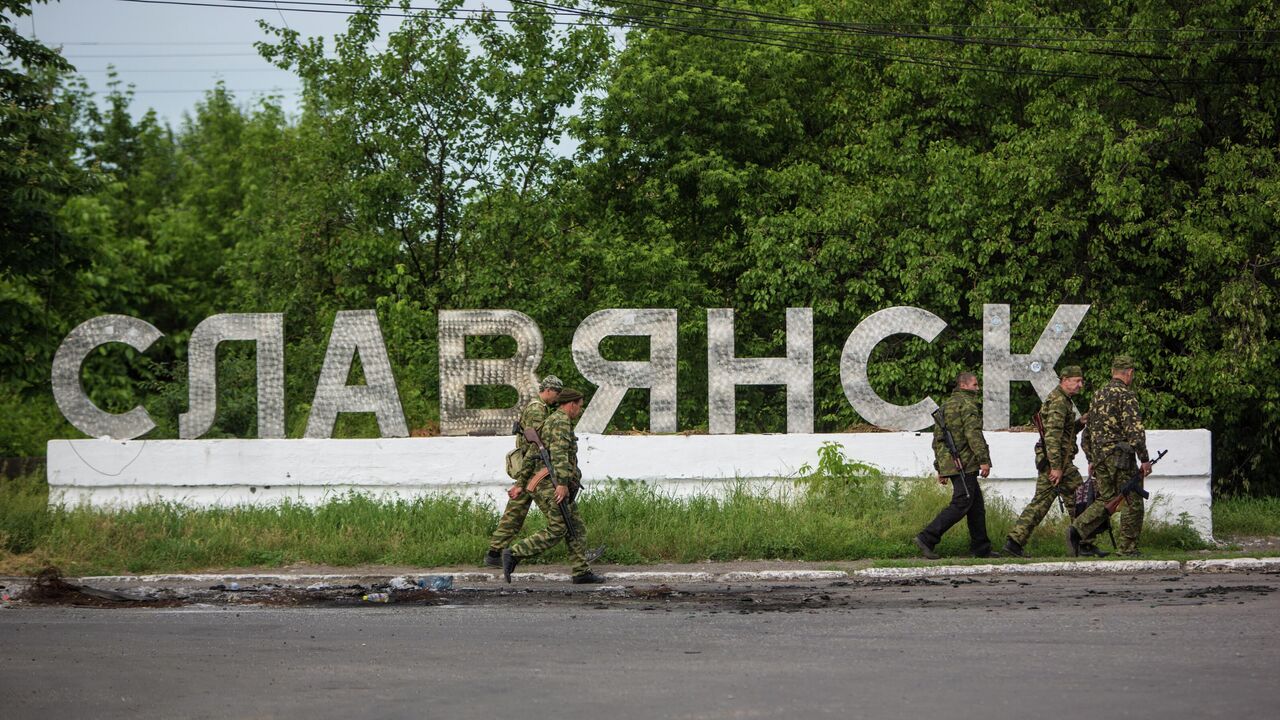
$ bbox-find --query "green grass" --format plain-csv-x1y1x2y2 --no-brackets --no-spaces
4,442,1262,575
1212,496,1280,536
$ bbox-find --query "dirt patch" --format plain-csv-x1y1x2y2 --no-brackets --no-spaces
21,567,185,608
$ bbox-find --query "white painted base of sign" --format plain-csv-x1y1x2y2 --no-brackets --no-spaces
47,430,1212,538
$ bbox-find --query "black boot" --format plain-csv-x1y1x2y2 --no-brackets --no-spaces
1066,526,1082,557
483,549,502,568
914,535,940,560
1002,538,1026,558
571,571,605,584
501,548,519,583
1079,544,1110,558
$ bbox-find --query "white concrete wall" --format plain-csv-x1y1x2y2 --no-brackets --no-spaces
47,429,1213,537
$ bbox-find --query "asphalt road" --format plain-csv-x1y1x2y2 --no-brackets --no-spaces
2,573,1277,719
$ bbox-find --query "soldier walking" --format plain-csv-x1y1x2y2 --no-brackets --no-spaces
1004,366,1099,557
1069,356,1152,557
502,388,604,584
915,371,1000,559
483,375,561,567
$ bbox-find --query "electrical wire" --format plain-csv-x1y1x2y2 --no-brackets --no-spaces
109,0,1277,87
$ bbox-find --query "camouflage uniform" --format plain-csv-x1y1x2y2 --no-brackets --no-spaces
1007,386,1085,547
507,407,592,576
918,387,994,555
487,397,551,553
1071,373,1149,553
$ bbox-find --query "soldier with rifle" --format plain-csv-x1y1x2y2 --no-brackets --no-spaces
1004,365,1098,557
915,371,1000,560
502,388,604,584
483,375,561,567
1068,356,1153,557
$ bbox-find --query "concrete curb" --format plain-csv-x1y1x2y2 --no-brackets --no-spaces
62,560,1278,589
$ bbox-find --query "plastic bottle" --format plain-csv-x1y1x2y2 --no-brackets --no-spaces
362,592,391,603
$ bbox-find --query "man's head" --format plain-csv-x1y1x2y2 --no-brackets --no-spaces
955,371,979,392
1059,365,1084,395
538,375,563,403
556,388,586,419
1110,355,1136,385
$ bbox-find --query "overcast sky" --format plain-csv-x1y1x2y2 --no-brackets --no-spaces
21,0,472,126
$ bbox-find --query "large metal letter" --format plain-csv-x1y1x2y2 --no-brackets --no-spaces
304,310,408,438
179,313,285,439
438,310,543,436
572,309,677,434
840,306,947,431
983,304,1090,430
707,308,813,434
52,315,163,439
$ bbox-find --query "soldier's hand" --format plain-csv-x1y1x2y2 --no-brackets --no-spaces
1049,468,1063,486
979,464,991,478
937,475,949,486
1080,412,1089,425
1141,461,1153,478
507,486,523,500
554,484,569,503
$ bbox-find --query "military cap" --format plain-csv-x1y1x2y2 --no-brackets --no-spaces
539,375,564,392
1059,365,1083,378
555,388,584,405
1111,355,1136,371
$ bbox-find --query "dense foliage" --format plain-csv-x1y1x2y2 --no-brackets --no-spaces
2,1,1277,494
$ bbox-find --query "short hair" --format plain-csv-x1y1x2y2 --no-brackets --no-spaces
955,371,977,387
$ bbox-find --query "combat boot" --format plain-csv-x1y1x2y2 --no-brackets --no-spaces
483,549,502,568
1078,543,1109,558
1002,538,1026,558
501,548,520,583
914,535,940,560
571,571,606,584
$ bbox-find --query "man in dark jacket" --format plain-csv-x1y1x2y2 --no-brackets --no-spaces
915,371,999,559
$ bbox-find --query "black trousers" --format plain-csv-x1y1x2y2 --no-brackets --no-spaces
919,472,992,555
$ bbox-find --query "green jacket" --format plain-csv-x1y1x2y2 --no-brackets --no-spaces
513,398,550,482
932,388,990,477
540,408,580,488
1086,378,1149,463
1037,386,1086,472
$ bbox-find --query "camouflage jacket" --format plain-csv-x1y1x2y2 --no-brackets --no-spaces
1037,387,1086,472
1085,378,1149,463
515,398,551,455
932,388,991,476
540,408,580,487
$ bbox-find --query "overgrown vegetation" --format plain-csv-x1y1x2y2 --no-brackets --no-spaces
3,442,1252,576
2,1,1278,494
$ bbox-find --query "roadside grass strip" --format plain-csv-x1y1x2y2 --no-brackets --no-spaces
1,463,1273,576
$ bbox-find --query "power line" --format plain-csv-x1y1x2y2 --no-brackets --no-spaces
124,87,299,93
65,52,264,58
113,0,1278,87
78,68,285,72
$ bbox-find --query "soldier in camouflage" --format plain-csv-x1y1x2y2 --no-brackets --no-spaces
1069,356,1152,557
482,375,562,567
502,388,604,584
915,372,999,559
1003,365,1095,557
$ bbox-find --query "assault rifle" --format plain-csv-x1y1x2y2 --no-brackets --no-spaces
519,424,578,542
1103,449,1167,515
1031,412,1065,514
931,406,969,498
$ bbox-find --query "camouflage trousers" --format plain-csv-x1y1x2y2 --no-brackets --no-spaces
1007,465,1082,547
1073,450,1142,551
508,481,590,576
488,483,534,552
